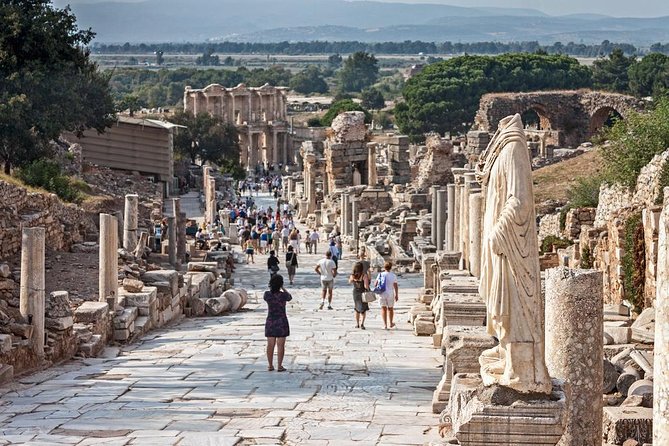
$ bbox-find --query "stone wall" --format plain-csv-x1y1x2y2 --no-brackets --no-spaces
0,180,96,259
411,134,454,192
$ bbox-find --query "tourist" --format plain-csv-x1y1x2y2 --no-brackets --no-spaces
348,261,370,329
272,227,281,253
328,240,340,268
357,247,372,284
285,245,298,285
315,251,337,310
304,230,312,254
259,228,269,254
374,261,399,329
267,250,280,277
289,228,299,252
309,229,320,254
281,225,290,252
264,274,292,372
244,239,255,264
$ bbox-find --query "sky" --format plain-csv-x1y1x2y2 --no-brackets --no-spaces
51,0,669,18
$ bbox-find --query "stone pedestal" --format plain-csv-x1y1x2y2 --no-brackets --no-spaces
436,188,447,250
99,214,119,306
447,374,567,446
655,188,669,444
545,267,603,446
123,194,138,251
468,192,483,278
167,216,177,266
19,227,45,358
447,184,456,251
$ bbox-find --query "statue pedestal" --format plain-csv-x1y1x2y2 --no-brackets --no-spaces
443,374,567,446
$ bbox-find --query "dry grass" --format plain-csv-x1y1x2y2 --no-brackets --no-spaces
532,150,603,204
0,172,49,195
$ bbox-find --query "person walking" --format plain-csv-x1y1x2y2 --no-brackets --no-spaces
289,228,299,253
264,275,292,372
285,245,298,285
244,239,255,264
309,230,320,254
374,261,399,329
328,240,340,268
348,262,370,329
304,230,312,254
267,250,280,277
315,251,337,310
272,227,281,253
281,225,290,252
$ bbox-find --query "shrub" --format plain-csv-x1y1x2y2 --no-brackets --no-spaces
580,245,594,269
540,235,573,254
16,159,80,202
621,212,645,312
307,117,323,127
566,175,602,208
320,99,371,127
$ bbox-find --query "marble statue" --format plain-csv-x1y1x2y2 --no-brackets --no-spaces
475,114,552,394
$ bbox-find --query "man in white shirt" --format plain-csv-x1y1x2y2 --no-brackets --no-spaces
315,251,337,310
309,230,320,254
375,260,399,329
281,226,290,252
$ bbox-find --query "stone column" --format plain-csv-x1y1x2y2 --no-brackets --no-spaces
367,142,378,186
351,198,360,245
655,188,669,444
167,216,177,266
272,130,278,167
172,198,186,263
436,188,447,250
99,213,119,307
452,175,462,252
468,190,483,278
208,178,217,224
123,194,138,252
545,267,603,446
446,183,456,251
461,172,477,269
341,194,350,236
430,186,438,247
19,227,45,358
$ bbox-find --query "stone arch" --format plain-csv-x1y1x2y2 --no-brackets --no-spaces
589,106,623,136
521,103,553,130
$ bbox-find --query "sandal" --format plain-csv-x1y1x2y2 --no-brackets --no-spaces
267,366,274,371
277,366,286,372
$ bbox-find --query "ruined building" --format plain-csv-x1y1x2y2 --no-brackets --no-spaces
184,83,291,170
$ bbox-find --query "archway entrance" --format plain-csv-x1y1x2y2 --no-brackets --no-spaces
590,107,623,137
521,105,552,130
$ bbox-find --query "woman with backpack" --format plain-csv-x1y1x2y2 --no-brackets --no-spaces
348,262,370,329
285,245,298,285
374,261,399,330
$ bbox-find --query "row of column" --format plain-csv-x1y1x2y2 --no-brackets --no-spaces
340,193,360,245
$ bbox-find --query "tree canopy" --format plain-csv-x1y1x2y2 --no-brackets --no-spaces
320,100,371,127
289,66,329,95
361,87,385,110
394,53,592,141
0,0,116,173
171,111,241,169
628,53,669,98
592,49,635,93
338,52,379,93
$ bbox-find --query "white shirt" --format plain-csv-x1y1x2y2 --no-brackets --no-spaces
281,227,290,237
317,258,337,281
377,271,397,299
309,231,320,242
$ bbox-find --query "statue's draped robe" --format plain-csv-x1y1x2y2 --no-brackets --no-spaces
476,114,550,391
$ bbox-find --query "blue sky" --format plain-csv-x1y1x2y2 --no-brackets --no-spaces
51,0,669,18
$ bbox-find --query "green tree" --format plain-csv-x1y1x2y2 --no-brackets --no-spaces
0,0,116,173
116,94,144,116
172,111,241,167
395,53,592,141
196,49,220,66
320,100,371,127
154,50,164,66
361,87,385,110
599,97,669,188
289,66,328,94
628,53,669,98
338,52,379,92
592,48,635,93
328,54,343,69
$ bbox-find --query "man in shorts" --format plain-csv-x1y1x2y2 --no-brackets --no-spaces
375,261,399,329
315,251,337,310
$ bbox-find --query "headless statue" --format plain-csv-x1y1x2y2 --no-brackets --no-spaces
475,114,552,394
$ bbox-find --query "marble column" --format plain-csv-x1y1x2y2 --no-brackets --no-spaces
172,198,186,263
655,187,669,444
430,186,438,247
19,227,45,358
167,216,177,266
461,172,477,270
203,166,211,225
452,173,463,253
468,190,483,278
341,194,350,236
351,198,360,246
546,267,603,446
446,184,456,251
123,194,138,252
99,213,119,307
208,178,217,225
367,143,378,186
436,188,447,250
272,130,278,167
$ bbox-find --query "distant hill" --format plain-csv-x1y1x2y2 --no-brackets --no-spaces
64,0,669,45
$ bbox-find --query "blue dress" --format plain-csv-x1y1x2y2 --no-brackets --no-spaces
264,290,292,337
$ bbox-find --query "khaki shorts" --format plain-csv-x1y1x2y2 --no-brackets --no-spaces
379,294,395,308
321,280,333,290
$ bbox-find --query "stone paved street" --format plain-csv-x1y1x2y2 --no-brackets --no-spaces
0,193,442,445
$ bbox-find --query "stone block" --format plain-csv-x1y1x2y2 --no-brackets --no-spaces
188,262,219,274
447,374,567,446
45,316,74,331
631,308,654,343
74,302,109,324
46,291,72,318
442,325,497,377
186,295,205,317
122,278,144,293
441,294,486,327
605,325,632,344
602,407,653,445
414,319,436,336
79,334,104,357
0,334,12,353
114,307,138,330
141,270,179,293
119,286,157,308
205,296,230,316
0,364,14,386
134,316,151,334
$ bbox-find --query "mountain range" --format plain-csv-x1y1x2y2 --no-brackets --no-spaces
61,0,669,45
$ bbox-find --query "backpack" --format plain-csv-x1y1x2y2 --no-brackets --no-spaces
373,272,387,294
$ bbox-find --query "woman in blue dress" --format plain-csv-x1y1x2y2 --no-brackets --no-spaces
264,274,292,372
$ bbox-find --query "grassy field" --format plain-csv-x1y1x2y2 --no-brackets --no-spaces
532,150,603,204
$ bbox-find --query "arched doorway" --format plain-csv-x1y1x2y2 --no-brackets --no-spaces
590,107,623,137
521,104,552,130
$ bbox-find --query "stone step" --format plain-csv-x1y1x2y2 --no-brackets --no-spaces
79,334,104,358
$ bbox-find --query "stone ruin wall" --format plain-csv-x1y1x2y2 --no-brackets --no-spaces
0,180,96,259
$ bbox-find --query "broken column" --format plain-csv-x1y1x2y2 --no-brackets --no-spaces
351,198,359,246
19,227,45,358
208,177,217,224
431,186,439,247
655,188,669,444
367,142,378,186
545,267,603,446
468,190,483,278
167,216,177,266
446,183,455,251
123,194,138,251
436,188,447,250
99,213,119,307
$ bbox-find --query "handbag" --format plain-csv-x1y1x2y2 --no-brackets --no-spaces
362,291,377,303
